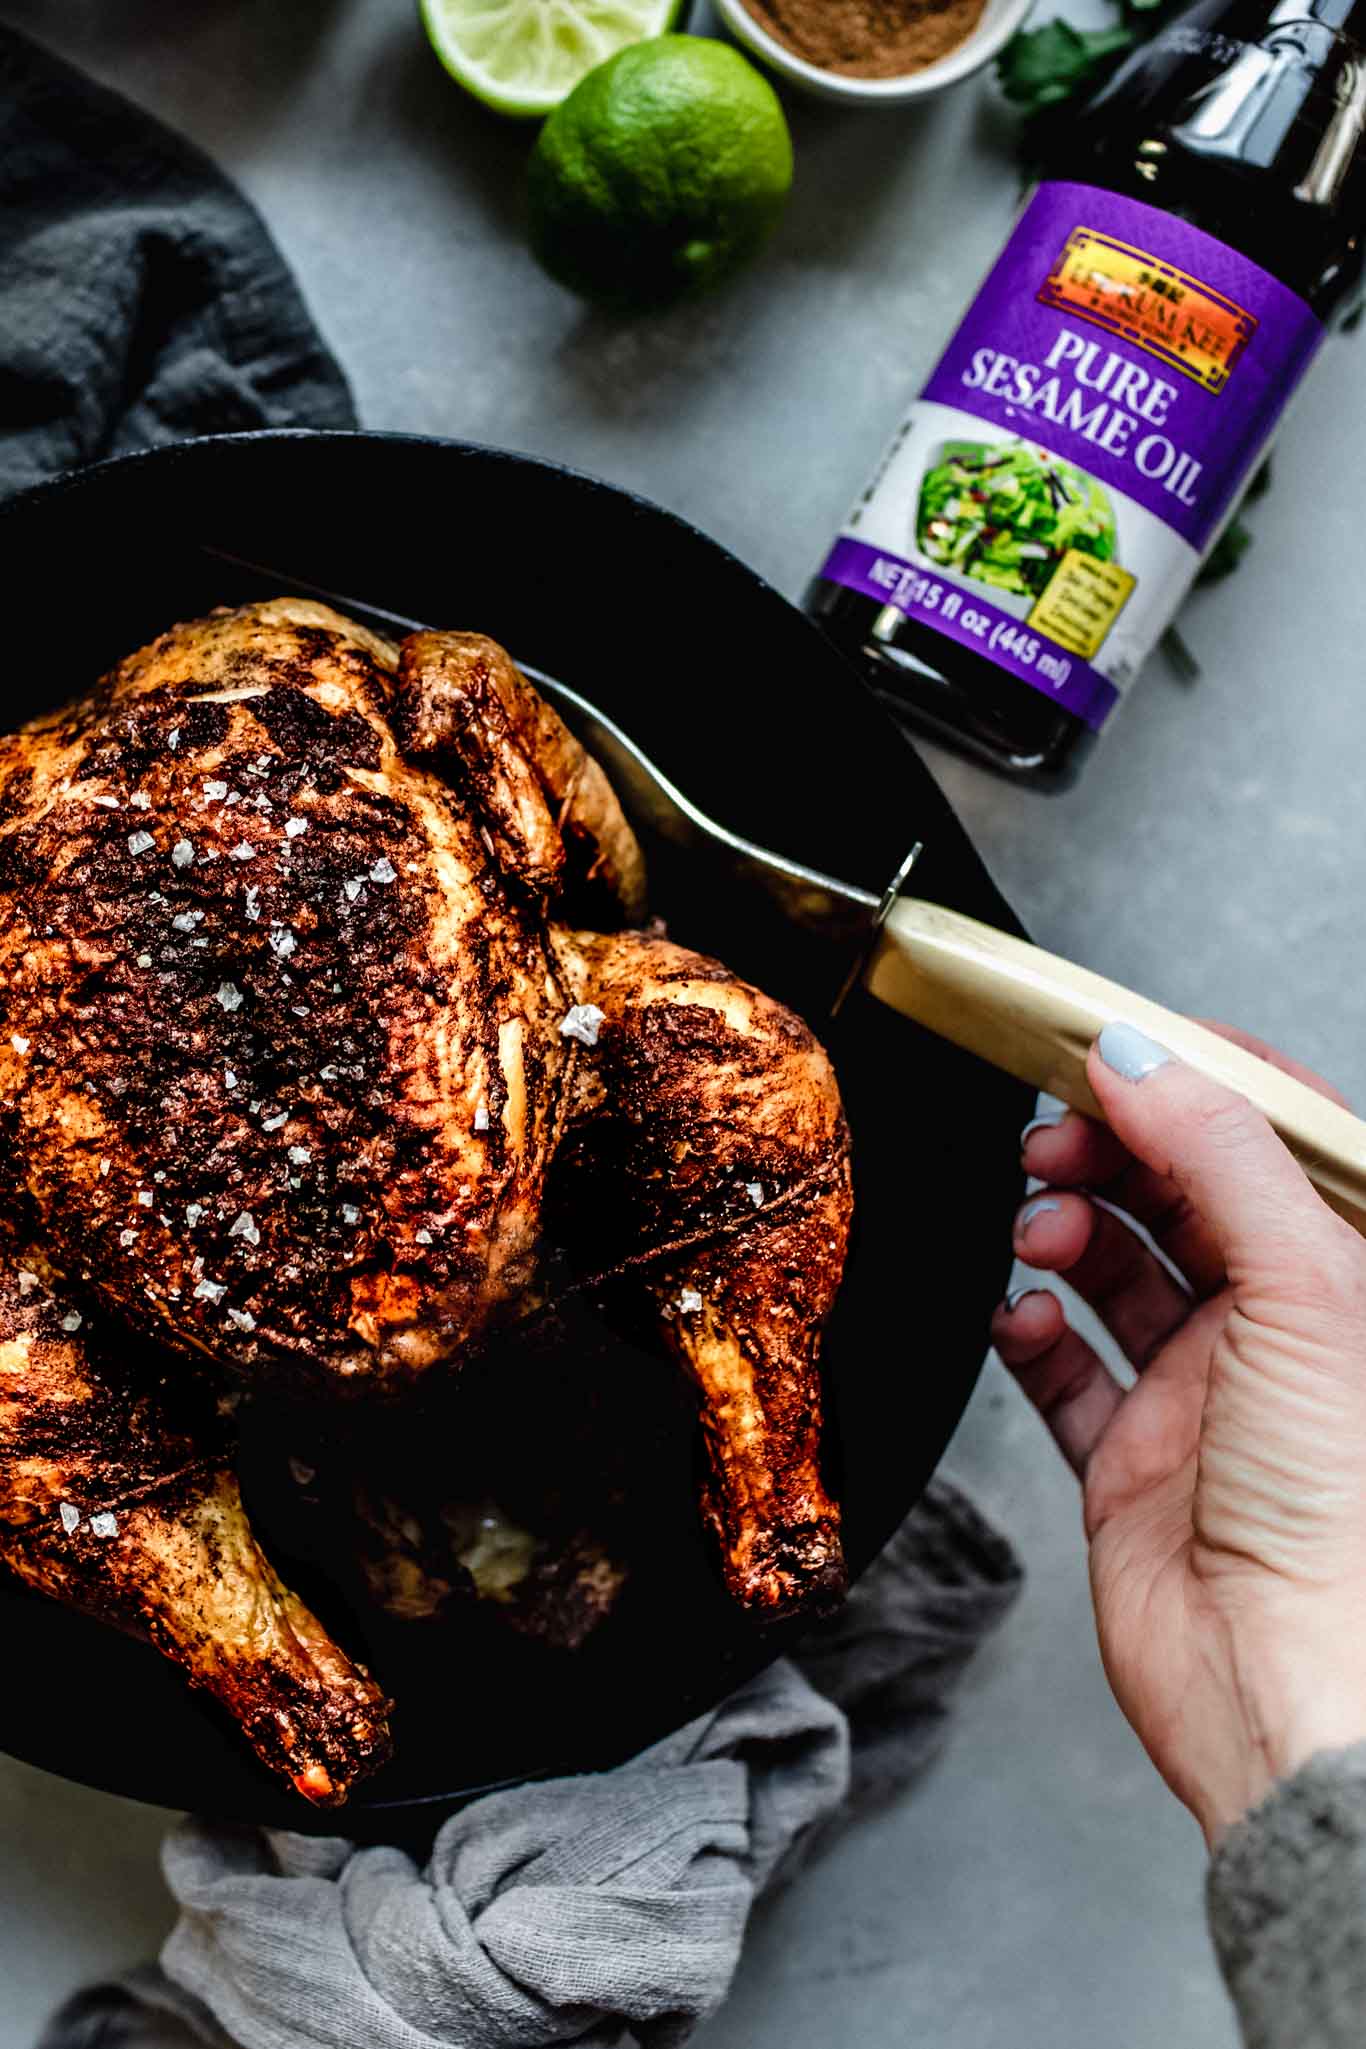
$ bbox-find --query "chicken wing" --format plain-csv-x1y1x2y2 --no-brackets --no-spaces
395,629,647,918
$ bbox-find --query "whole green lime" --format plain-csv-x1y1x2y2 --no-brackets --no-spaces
527,37,794,312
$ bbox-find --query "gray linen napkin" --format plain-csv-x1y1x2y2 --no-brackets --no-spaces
39,1484,1022,2049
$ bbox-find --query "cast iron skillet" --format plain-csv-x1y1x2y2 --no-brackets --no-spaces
0,432,1030,1837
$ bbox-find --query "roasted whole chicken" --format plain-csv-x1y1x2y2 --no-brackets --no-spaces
0,601,852,1803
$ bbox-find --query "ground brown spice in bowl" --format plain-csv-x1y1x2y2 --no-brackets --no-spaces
739,0,987,76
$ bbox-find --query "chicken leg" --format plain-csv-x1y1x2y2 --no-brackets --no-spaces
0,1255,391,1804
555,930,851,1619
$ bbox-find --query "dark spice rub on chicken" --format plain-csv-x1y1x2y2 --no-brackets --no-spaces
0,599,853,1803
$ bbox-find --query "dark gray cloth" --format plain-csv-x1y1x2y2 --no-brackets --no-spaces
38,1485,1022,2049
0,23,354,502
1208,1744,1366,2047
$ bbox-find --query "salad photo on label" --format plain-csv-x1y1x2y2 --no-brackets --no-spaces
915,439,1119,601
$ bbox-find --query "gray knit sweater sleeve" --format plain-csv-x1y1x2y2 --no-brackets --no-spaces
1207,1744,1366,2046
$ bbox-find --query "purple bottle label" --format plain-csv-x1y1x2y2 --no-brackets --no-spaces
821,181,1323,731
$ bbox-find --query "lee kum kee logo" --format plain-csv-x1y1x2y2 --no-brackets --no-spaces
1039,226,1258,394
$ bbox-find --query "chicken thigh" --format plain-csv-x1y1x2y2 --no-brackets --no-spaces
0,601,852,1801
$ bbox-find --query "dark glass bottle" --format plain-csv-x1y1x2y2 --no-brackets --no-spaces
806,0,1366,782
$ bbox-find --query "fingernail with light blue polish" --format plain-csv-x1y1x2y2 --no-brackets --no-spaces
1021,1106,1066,1145
1098,1021,1172,1082
1017,1196,1060,1235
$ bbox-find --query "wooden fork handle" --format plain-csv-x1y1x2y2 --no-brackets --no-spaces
864,896,1366,1239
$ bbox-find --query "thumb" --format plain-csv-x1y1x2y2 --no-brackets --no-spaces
1086,1020,1348,1290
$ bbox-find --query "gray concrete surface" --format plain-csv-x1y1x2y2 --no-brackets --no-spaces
4,0,1365,2041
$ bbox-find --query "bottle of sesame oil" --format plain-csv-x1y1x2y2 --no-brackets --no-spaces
807,0,1366,780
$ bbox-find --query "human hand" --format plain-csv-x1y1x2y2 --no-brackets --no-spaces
991,1020,1366,1846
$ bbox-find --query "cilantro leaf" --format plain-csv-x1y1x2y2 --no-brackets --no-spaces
1196,515,1253,586
1195,460,1272,585
996,19,1136,113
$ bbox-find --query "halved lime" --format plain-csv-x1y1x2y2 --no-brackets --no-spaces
421,0,683,117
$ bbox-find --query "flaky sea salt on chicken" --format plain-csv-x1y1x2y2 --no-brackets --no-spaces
0,600,852,1802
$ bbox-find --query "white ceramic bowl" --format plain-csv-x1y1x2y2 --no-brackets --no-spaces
710,0,1033,103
